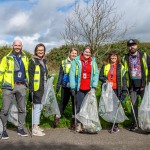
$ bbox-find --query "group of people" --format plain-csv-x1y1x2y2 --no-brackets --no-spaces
0,39,149,140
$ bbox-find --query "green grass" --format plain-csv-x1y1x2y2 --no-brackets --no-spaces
0,75,134,129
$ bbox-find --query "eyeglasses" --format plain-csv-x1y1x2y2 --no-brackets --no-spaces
37,50,45,52
111,57,117,59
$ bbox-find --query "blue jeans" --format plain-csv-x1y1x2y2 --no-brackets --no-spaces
33,104,43,125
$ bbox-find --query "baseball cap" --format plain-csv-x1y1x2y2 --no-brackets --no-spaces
127,39,137,46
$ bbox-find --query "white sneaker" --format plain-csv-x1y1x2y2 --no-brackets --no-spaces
76,123,83,133
32,128,45,136
37,126,44,132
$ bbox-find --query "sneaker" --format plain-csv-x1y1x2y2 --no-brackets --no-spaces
18,129,28,137
108,127,120,133
129,125,138,131
76,123,83,133
32,128,45,136
37,126,44,132
53,117,60,128
1,130,9,140
113,127,120,133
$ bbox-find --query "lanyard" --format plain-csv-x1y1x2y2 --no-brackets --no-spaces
82,61,87,72
131,55,138,68
110,64,114,79
13,54,22,67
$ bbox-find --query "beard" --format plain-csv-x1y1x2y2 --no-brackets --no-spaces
129,48,137,55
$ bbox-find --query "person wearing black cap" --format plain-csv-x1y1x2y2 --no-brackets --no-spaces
122,39,150,131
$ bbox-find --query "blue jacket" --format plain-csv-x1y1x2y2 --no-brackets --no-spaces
69,56,99,91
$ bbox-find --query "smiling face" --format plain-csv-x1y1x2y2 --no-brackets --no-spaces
36,46,45,58
69,50,77,60
13,40,22,55
110,54,118,64
83,48,91,60
128,44,138,54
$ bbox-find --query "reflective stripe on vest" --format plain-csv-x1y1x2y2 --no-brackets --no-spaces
122,53,148,86
1,52,29,89
142,53,148,83
104,64,126,86
34,65,40,91
62,59,71,74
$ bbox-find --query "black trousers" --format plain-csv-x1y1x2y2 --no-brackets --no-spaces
59,87,75,117
76,90,90,114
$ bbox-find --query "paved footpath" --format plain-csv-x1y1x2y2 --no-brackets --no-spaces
0,128,150,150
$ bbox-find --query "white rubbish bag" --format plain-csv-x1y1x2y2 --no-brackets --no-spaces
99,82,128,123
138,83,150,132
41,77,61,118
8,99,18,126
76,89,102,133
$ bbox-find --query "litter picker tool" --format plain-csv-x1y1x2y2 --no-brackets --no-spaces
0,116,4,139
110,100,121,133
127,89,138,128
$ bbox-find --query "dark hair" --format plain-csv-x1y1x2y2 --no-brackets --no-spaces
34,43,46,55
83,45,93,55
69,48,78,53
106,50,120,64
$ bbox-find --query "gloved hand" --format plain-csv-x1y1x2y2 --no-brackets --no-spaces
47,74,52,78
91,87,96,93
103,77,108,83
71,89,76,96
120,91,127,102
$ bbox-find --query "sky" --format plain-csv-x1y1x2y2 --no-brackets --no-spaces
0,0,150,53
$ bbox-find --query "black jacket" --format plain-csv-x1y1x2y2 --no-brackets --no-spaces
28,58,48,104
99,63,127,98
122,51,150,88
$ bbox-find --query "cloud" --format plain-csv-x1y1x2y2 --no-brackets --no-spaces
8,12,29,28
115,0,150,41
0,40,9,46
0,0,150,53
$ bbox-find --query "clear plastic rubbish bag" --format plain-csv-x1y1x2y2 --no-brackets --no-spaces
138,83,150,132
76,89,102,133
99,82,128,123
8,99,18,126
41,77,61,118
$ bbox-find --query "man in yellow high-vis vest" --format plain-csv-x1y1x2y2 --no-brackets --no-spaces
122,39,150,131
0,40,29,139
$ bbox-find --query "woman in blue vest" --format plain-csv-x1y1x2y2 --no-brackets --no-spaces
99,51,127,133
54,48,78,129
29,43,48,136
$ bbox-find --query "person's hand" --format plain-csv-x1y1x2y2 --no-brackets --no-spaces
120,91,126,102
47,74,52,78
71,89,76,96
103,77,108,83
140,86,144,91
89,88,96,95
91,87,96,93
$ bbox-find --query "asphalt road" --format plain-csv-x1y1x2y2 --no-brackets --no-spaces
0,128,150,150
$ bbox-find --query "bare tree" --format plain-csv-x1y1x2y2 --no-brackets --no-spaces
61,0,126,56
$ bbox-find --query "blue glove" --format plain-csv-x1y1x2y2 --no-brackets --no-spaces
121,99,126,103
